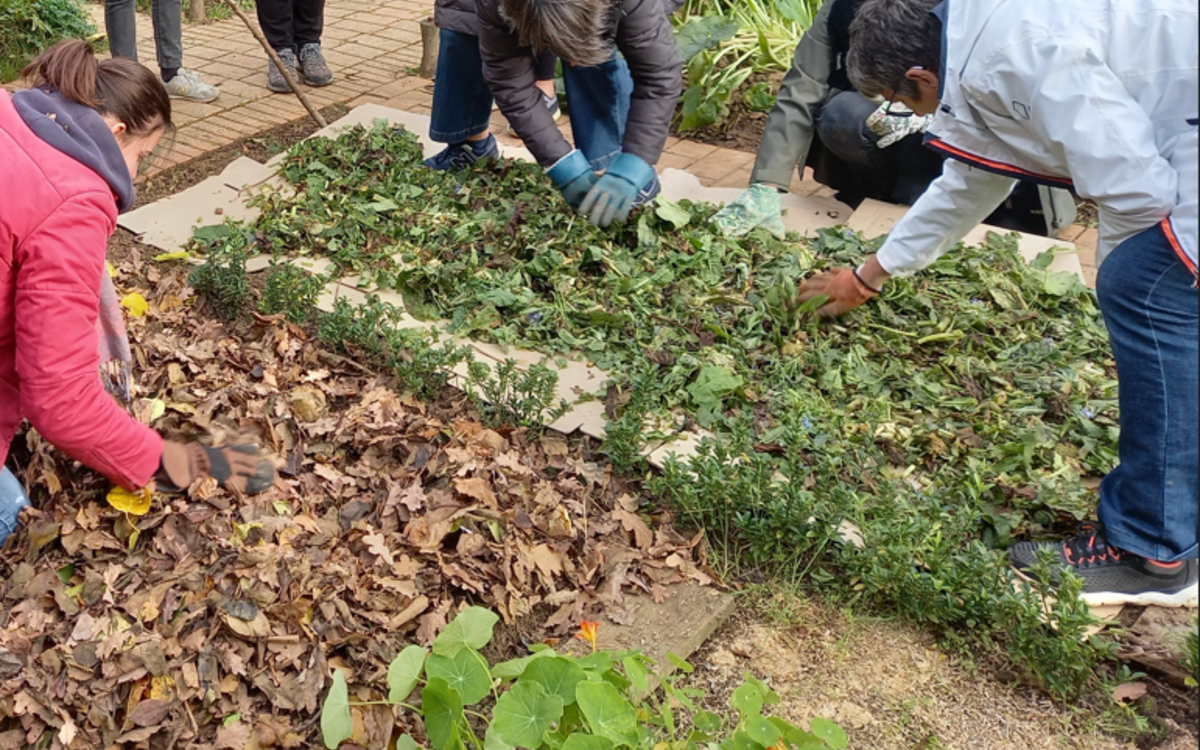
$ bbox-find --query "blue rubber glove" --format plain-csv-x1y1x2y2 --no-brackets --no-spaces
579,153,656,228
547,150,597,210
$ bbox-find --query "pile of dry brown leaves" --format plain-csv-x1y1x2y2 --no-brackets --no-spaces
0,245,713,749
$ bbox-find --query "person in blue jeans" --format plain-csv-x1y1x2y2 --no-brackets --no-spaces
0,467,29,544
425,0,631,180
476,0,683,228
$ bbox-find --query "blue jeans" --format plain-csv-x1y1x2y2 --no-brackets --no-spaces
429,29,632,172
104,0,183,73
1096,223,1199,562
0,467,29,546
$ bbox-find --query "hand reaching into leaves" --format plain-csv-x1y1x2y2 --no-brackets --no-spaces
796,266,881,319
157,441,275,494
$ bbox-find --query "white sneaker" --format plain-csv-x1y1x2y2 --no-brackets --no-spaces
164,69,220,103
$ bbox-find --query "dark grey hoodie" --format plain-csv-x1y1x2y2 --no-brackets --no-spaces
12,87,136,213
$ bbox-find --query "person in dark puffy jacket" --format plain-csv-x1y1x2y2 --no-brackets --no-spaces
0,41,275,545
477,0,684,228
424,0,562,170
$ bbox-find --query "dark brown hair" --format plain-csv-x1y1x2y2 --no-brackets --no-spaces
499,0,613,68
22,39,172,137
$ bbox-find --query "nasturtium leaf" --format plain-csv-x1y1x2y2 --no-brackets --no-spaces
562,734,615,750
575,681,639,747
492,681,564,749
809,717,848,750
744,715,782,747
1040,270,1082,296
491,649,556,681
106,486,152,516
726,730,765,750
387,645,426,703
396,735,420,750
320,670,352,750
425,648,492,705
520,656,585,705
730,682,763,718
742,81,776,112
673,15,740,61
422,677,464,750
693,711,722,734
485,725,516,750
433,606,499,657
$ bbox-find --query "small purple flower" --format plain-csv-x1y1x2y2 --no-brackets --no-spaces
969,297,983,305
1078,406,1095,419
802,417,813,430
528,311,543,323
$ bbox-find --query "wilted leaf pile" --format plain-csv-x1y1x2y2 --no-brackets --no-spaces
0,246,711,749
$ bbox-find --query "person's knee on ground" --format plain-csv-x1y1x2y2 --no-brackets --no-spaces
814,91,881,169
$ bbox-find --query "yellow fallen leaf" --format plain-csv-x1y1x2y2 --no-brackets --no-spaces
121,292,149,317
106,486,152,516
106,262,117,278
153,251,192,262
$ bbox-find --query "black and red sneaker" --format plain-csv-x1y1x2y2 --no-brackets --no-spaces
1008,522,1198,608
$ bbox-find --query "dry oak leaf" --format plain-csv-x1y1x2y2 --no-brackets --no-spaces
454,476,498,508
1112,681,1148,704
363,531,395,566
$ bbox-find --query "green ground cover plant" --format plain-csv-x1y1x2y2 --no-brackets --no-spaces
1,0,97,82
190,123,1120,697
319,606,847,750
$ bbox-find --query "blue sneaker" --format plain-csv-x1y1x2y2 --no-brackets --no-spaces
424,135,500,171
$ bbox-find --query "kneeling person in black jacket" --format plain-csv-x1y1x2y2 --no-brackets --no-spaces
477,0,683,228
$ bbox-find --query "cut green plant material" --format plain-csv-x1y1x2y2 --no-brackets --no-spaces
319,605,846,750
193,123,1119,696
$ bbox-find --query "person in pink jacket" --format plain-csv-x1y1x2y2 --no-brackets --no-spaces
0,40,274,544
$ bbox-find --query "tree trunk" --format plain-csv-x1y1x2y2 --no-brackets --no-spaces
419,17,439,79
187,0,206,24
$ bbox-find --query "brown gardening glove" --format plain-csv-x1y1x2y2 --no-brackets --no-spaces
796,266,880,319
157,441,275,495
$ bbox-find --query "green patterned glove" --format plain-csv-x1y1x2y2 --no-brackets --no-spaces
711,183,787,239
866,101,935,148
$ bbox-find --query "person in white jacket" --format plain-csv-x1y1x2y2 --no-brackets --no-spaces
798,0,1198,607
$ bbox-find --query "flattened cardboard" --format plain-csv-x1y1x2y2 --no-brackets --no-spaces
659,169,852,236
119,156,276,252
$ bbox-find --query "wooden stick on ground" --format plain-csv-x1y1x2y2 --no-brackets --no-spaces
221,0,327,128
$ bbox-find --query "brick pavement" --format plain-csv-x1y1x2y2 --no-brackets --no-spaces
30,0,1099,282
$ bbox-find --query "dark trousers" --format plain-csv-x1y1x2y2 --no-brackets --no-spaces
256,0,325,52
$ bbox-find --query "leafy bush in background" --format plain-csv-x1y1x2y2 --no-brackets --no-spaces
673,0,821,130
1,0,97,82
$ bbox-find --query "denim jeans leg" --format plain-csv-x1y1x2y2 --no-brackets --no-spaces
104,0,140,62
428,29,494,144
563,56,632,173
151,0,184,72
1095,223,1199,562
0,467,29,546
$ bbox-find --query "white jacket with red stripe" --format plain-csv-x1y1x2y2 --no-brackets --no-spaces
875,0,1198,277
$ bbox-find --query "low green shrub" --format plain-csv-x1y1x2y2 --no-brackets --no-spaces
1,0,97,82
321,606,848,750
465,358,569,430
259,262,326,323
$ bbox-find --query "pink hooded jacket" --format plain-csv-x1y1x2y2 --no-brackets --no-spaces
0,87,162,489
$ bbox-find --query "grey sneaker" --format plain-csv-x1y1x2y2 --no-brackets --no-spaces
267,48,298,93
163,68,220,103
1009,521,1200,608
298,43,333,87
